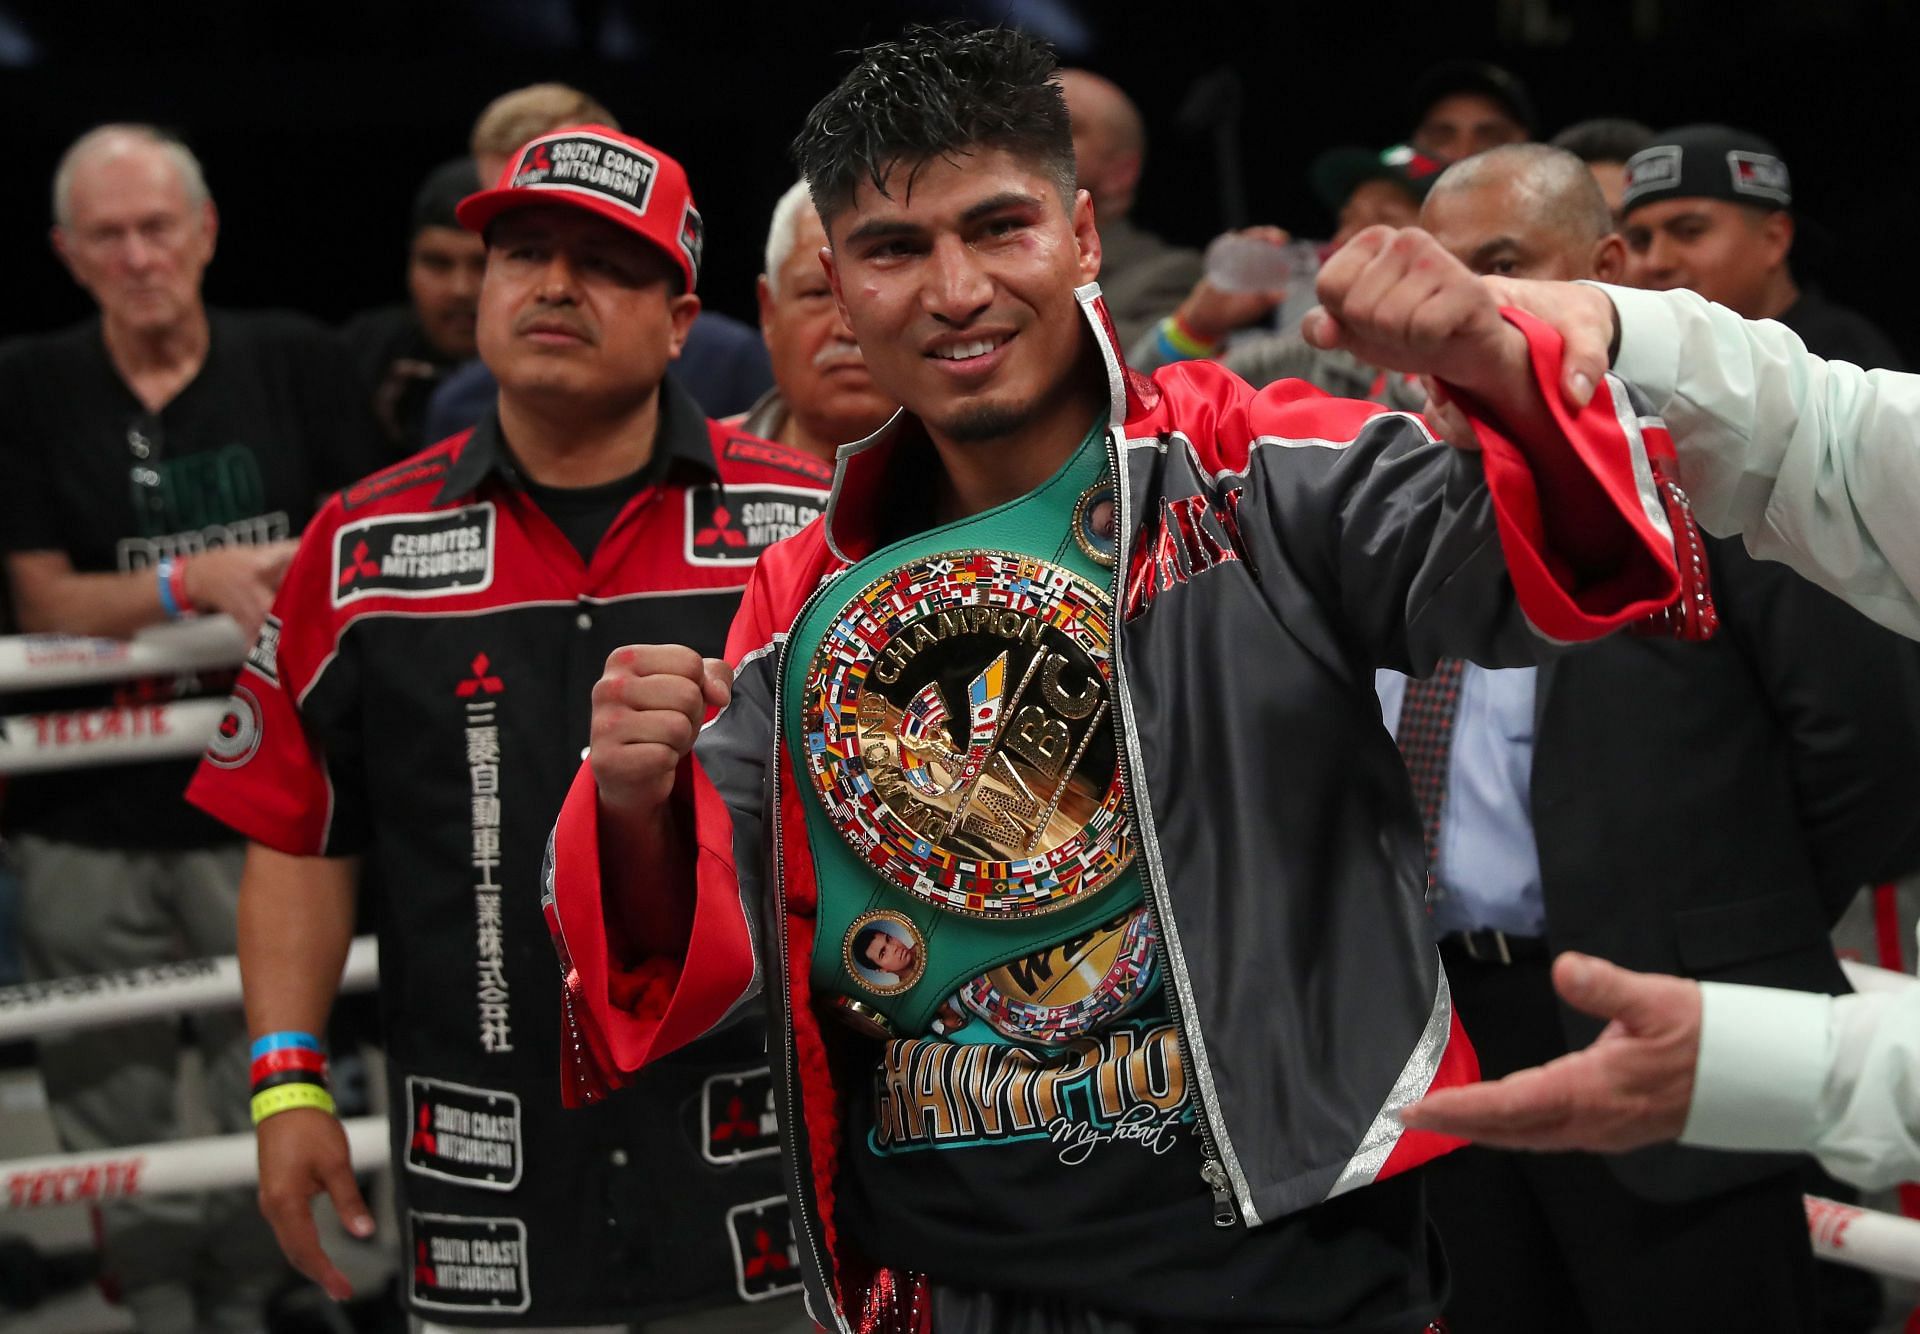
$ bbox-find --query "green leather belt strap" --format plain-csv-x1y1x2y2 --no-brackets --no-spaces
782,419,1144,1038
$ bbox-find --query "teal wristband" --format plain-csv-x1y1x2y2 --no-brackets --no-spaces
250,1031,323,1060
156,559,184,619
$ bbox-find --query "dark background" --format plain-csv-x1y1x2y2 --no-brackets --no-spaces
6,0,1918,357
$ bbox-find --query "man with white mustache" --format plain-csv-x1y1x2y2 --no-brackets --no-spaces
736,180,899,463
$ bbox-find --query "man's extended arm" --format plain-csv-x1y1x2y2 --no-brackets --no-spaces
1607,282,1920,639
6,546,299,642
1688,979,1920,1191
238,844,374,1301
1398,950,1920,1192
1400,953,1920,1193
1286,226,1693,662
1464,278,1920,640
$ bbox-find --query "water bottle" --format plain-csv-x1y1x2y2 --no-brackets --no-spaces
1204,234,1321,295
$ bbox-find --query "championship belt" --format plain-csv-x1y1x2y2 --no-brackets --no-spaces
783,424,1159,1039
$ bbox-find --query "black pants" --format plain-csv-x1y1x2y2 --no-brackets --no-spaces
1429,944,1820,1334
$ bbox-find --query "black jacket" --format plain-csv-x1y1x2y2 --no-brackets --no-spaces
1533,533,1920,1202
547,287,1703,1331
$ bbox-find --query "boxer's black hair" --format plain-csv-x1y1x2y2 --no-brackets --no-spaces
853,926,890,970
792,24,1076,232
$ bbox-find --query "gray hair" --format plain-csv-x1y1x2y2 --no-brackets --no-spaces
53,125,211,229
762,179,819,299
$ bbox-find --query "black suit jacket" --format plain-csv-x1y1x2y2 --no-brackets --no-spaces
1529,534,1920,1203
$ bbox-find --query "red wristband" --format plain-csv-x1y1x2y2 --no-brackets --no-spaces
250,1047,328,1084
168,557,193,615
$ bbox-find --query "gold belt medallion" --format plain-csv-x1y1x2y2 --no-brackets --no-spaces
802,550,1134,918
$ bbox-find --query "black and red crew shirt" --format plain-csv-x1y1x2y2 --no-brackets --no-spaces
189,375,831,1326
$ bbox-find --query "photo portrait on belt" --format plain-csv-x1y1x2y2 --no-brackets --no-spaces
1073,481,1118,568
845,911,925,994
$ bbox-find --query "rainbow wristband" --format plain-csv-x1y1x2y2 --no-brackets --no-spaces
1157,314,1220,361
251,1082,337,1126
156,559,184,619
250,1031,323,1060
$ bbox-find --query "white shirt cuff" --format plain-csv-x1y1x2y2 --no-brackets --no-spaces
1681,981,1833,1153
1582,282,1688,406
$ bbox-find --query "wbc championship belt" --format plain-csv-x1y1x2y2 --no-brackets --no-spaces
784,426,1160,1040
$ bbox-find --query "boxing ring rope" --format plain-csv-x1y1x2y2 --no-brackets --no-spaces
0,936,378,1042
0,617,249,691
0,618,246,775
1808,1197,1920,1283
0,1116,389,1213
0,624,1917,1286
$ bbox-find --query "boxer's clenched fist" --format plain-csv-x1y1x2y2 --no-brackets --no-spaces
590,644,733,817
1303,226,1532,400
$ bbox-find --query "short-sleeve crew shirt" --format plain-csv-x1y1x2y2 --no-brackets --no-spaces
0,309,383,849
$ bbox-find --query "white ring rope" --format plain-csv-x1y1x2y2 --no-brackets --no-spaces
1807,1195,1920,1283
0,936,376,1042
0,617,246,692
0,1115,387,1212
0,618,247,776
0,697,226,775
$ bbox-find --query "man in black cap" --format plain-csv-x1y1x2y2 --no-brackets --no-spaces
1622,124,1903,369
342,157,486,452
1409,59,1534,164
1308,143,1446,249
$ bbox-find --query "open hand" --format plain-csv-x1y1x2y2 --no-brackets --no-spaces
182,541,299,642
1399,952,1701,1152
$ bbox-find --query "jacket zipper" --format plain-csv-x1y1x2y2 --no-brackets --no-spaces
1102,424,1239,1229
768,570,855,1334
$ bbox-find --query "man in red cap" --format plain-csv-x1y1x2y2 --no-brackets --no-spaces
187,125,824,1330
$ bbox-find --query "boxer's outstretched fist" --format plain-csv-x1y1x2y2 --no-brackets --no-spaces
1304,225,1554,444
590,644,732,817
1303,226,1519,397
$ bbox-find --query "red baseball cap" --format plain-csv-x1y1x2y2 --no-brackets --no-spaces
456,123,705,293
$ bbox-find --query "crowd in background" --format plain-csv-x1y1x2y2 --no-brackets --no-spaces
0,46,1915,1334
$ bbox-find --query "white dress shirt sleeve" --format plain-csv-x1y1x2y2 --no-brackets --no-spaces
1683,979,1920,1190
1600,282,1920,640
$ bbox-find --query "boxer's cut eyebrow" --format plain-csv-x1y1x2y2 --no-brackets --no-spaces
842,191,1047,248
959,191,1045,223
842,217,923,247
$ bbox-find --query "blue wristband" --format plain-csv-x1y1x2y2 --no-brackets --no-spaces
156,559,183,619
250,1031,323,1060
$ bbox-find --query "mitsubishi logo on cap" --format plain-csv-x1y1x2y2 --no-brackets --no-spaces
1728,150,1790,204
510,130,660,220
679,201,706,288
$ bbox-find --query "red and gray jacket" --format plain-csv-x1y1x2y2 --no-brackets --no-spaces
543,285,1707,1331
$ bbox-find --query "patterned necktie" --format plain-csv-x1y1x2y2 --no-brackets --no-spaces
1395,658,1467,884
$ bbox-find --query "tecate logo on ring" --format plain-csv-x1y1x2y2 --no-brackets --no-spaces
29,704,172,748
7,1157,143,1208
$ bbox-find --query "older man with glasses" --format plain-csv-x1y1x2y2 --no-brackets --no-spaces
0,123,380,1333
